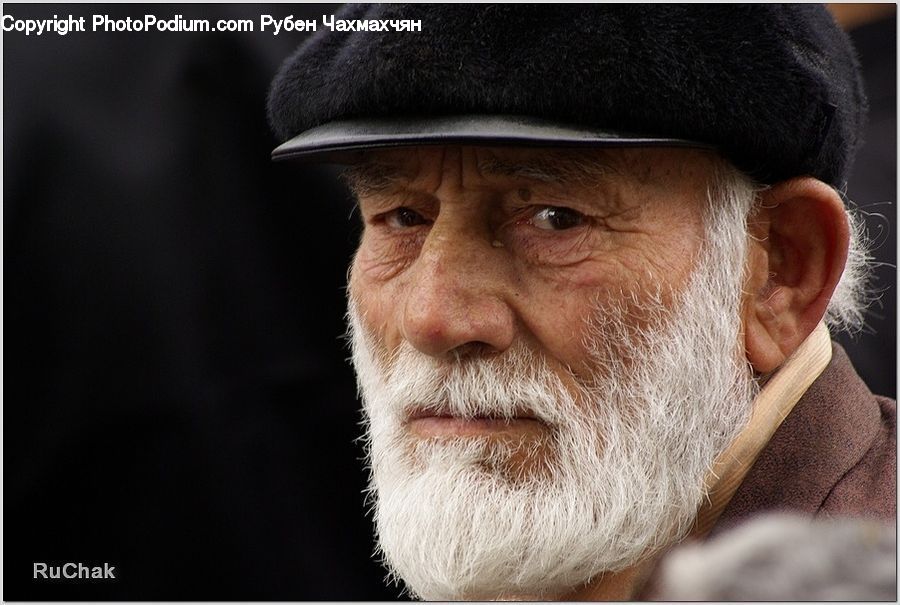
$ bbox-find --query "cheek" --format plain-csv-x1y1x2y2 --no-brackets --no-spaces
515,231,703,375
349,230,417,336
350,237,431,356
354,228,426,283
349,249,398,340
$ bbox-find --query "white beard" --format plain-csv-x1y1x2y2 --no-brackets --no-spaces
349,186,760,600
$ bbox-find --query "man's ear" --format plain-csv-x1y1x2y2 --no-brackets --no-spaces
743,177,849,373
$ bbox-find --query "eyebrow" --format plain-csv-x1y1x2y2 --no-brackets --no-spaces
340,162,411,196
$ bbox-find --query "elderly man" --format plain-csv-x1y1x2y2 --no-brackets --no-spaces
267,5,895,600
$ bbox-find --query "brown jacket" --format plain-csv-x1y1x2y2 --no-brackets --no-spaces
711,343,896,535
640,344,894,600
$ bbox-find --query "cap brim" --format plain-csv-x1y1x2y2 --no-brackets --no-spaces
271,115,712,164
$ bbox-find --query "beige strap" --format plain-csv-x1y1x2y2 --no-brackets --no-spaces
692,322,833,538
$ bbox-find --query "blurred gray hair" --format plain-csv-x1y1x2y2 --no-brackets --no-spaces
655,514,896,601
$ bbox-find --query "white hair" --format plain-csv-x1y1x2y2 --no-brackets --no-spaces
827,201,874,332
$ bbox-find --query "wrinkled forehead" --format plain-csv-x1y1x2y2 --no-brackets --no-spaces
342,146,723,194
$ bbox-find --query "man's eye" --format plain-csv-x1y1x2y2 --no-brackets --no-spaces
531,206,586,231
384,207,430,229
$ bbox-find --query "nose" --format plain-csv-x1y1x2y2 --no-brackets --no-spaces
400,223,516,359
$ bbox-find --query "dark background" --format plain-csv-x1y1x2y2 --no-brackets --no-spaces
831,6,897,399
5,3,403,600
3,3,894,601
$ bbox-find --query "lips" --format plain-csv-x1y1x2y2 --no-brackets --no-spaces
405,405,538,422
404,406,545,437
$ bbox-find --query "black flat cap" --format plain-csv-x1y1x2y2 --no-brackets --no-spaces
268,4,866,189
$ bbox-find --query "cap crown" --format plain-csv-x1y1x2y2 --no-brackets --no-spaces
268,4,866,188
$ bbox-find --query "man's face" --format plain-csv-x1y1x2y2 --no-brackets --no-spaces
346,146,759,599
350,145,713,383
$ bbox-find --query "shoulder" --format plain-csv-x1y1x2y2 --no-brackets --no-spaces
819,395,896,519
713,343,895,534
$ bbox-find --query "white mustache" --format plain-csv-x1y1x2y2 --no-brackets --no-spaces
377,342,581,428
